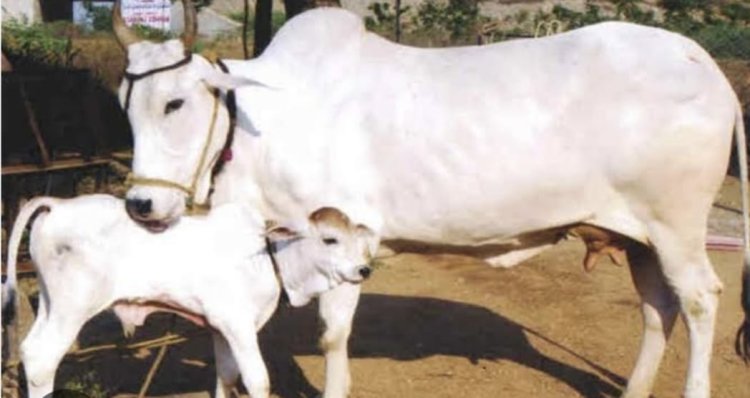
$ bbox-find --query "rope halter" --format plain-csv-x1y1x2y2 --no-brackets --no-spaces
124,54,230,215
123,53,193,112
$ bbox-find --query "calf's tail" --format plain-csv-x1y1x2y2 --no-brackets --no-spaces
734,103,750,363
2,197,57,323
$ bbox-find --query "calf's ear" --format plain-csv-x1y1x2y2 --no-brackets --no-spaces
265,226,299,241
356,224,380,257
355,224,375,237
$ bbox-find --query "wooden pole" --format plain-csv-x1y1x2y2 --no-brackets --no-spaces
253,0,273,57
395,0,402,42
243,0,250,59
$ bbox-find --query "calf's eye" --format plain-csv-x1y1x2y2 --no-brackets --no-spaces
164,99,184,115
322,237,339,246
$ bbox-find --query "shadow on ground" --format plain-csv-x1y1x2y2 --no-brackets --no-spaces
49,294,624,398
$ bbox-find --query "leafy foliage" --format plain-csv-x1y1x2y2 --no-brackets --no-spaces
362,0,749,58
89,5,113,32
540,0,750,59
62,370,109,398
365,2,410,31
413,0,481,41
365,0,484,45
2,20,80,70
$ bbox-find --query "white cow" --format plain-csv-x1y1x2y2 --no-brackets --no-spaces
2,194,375,398
113,3,750,398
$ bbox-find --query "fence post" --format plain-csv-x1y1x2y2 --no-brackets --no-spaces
395,0,402,43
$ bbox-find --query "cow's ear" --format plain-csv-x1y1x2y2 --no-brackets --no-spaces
202,68,260,90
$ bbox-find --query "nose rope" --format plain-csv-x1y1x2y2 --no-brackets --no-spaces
127,88,220,215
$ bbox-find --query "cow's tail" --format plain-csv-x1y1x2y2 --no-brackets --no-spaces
734,103,750,364
2,197,56,323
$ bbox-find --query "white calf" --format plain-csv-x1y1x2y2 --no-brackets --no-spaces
2,194,376,398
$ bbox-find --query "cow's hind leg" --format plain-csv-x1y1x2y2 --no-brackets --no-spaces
649,224,723,398
622,243,679,398
318,282,361,398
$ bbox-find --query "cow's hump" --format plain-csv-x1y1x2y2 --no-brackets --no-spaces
260,8,365,72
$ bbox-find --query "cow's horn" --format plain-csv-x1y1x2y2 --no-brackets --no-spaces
181,0,198,51
112,0,141,49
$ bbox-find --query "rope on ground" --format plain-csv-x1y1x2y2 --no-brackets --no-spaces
70,329,206,358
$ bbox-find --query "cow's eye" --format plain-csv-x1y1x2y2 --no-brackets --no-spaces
322,237,339,246
164,99,184,115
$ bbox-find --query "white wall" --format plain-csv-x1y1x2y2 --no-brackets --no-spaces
2,0,42,24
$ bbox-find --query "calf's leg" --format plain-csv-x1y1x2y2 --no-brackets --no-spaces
21,310,84,398
214,319,270,398
213,332,241,398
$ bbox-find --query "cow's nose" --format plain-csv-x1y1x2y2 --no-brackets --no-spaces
358,266,372,279
125,198,152,218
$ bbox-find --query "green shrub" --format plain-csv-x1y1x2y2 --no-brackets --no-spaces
721,1,750,24
89,5,113,32
2,20,80,70
691,23,750,59
536,0,750,59
62,370,108,398
413,0,481,42
366,2,409,30
547,3,606,29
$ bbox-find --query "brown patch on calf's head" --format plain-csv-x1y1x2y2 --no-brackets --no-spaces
309,207,351,229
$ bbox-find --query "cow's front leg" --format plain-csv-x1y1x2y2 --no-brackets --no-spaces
212,332,240,398
318,282,361,398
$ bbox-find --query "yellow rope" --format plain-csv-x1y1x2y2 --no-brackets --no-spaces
125,173,193,196
187,89,221,202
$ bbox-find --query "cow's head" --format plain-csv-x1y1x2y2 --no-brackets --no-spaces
113,0,254,231
266,207,379,306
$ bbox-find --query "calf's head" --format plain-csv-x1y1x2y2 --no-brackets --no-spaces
113,0,255,231
267,207,378,306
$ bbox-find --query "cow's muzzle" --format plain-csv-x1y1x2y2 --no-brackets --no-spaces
125,198,172,233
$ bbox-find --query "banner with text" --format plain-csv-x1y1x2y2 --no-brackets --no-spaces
122,0,171,31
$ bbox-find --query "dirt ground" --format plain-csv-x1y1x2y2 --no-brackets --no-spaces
5,177,750,398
